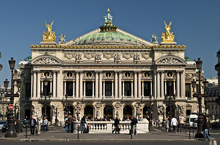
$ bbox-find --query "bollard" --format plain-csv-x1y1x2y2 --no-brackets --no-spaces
26,124,27,138
189,125,191,139
131,125,133,139
77,125,79,139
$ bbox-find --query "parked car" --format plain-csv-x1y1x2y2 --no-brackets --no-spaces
0,120,7,130
2,122,8,132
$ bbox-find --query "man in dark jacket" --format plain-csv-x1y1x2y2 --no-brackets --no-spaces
203,120,210,141
206,116,212,136
30,116,37,135
112,116,120,134
131,116,138,135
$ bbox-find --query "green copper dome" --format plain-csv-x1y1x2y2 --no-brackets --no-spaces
78,31,138,44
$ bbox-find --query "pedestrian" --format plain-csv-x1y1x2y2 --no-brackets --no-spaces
165,117,169,133
36,117,41,135
206,116,212,136
171,117,178,133
14,118,17,133
81,116,86,133
112,116,120,134
67,115,72,133
30,116,37,135
42,116,48,133
203,119,210,141
64,115,68,132
177,118,180,133
146,115,151,131
131,116,138,135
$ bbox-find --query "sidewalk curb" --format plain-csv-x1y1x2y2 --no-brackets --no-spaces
0,138,198,142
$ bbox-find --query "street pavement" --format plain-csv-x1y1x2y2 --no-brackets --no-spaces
0,126,219,142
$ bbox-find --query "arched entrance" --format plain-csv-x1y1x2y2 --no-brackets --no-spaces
84,106,93,119
64,105,74,116
42,105,51,121
123,105,132,119
104,106,113,119
143,106,150,118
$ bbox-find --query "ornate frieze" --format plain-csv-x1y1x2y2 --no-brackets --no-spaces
75,53,83,63
133,53,141,63
84,72,94,79
122,53,132,60
142,72,152,79
122,72,133,79
95,53,102,63
32,56,61,64
157,57,183,64
64,71,75,79
142,53,150,59
103,53,113,59
114,53,122,63
64,53,75,59
103,72,114,79
84,52,95,60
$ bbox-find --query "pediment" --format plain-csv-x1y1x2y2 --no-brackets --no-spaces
31,54,62,65
155,55,186,65
63,28,154,46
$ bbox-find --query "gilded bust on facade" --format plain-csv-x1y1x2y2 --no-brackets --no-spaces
161,21,175,42
42,21,56,42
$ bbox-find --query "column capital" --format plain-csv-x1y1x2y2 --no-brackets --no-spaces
122,80,124,82
141,80,144,83
102,80,105,82
50,80,52,82
64,80,66,82
72,80,75,82
92,80,94,83
176,70,183,73
75,70,83,73
52,70,59,72
114,70,122,72
131,80,133,83
95,70,102,73
112,80,114,82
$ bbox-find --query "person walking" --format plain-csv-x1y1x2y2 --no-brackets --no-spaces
112,116,120,134
165,117,169,133
30,116,37,135
67,115,72,133
64,115,69,132
203,120,210,141
36,117,41,135
171,117,178,133
146,115,151,131
42,117,48,133
206,116,212,136
131,116,138,135
177,118,180,133
81,116,86,133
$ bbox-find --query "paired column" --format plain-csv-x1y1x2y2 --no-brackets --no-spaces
37,71,41,98
33,71,36,97
57,71,61,98
31,71,34,98
134,72,137,98
181,71,185,98
138,72,141,98
92,80,94,97
95,71,99,98
112,80,114,97
150,81,152,96
122,80,124,97
73,80,75,97
99,72,102,98
165,80,167,95
176,71,180,98
173,80,176,96
103,81,105,97
142,80,144,97
79,72,83,98
52,71,56,97
114,72,118,98
83,80,86,97
153,70,157,98
64,81,66,96
118,72,122,98
156,71,160,98
131,80,133,97
50,80,52,94
161,71,164,98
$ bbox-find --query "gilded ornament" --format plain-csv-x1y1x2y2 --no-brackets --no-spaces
42,21,56,42
161,21,175,42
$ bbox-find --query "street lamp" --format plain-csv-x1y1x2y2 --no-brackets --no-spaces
39,79,52,118
0,79,10,120
192,58,207,138
5,58,19,137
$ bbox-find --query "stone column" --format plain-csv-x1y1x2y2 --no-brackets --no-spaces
41,80,43,94
37,71,41,98
95,71,98,98
75,72,79,98
153,70,157,98
142,80,144,97
92,80,94,97
57,71,60,98
177,71,180,98
112,80,114,97
181,71,185,98
122,80,124,97
33,71,36,97
79,72,83,98
73,80,75,97
50,80,52,94
118,72,122,98
131,80,133,97
31,70,34,98
64,81,66,96
150,81,152,96
138,72,141,98
99,72,102,98
157,71,160,98
53,71,56,97
161,72,164,98
134,72,137,98
103,81,105,97
83,80,86,97
165,80,167,96
114,72,118,98
60,70,63,98
173,80,176,95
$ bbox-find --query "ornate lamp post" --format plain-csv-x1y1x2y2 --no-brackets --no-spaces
191,58,208,138
39,79,52,117
5,58,19,137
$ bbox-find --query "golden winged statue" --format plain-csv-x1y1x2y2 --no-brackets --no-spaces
42,21,56,42
161,21,175,42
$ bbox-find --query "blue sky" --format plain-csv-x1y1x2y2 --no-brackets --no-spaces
0,0,220,86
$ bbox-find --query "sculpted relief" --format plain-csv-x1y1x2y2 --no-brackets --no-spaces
32,56,60,64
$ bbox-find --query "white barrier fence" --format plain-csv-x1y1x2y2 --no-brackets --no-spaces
72,119,149,134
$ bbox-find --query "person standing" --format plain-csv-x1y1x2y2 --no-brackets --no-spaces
146,115,151,131
177,118,180,133
67,115,72,133
30,116,37,135
203,120,210,141
112,116,120,134
171,117,178,133
165,117,169,133
42,117,48,133
206,116,212,136
81,116,86,133
131,116,138,135
64,115,69,132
